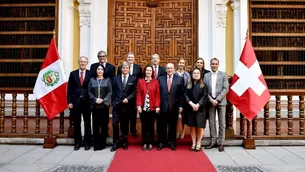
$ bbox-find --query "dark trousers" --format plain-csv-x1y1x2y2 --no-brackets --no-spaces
72,100,92,146
92,107,109,149
157,110,178,145
140,111,155,144
129,108,137,134
112,105,130,145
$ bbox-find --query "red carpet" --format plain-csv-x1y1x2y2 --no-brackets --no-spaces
108,143,217,172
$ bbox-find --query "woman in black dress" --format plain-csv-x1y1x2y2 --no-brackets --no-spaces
88,65,112,151
185,68,208,152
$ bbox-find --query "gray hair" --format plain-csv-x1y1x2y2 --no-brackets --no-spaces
97,50,107,57
126,52,134,58
78,56,88,63
121,61,130,68
151,53,160,59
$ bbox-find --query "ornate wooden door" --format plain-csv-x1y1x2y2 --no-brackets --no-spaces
108,0,198,69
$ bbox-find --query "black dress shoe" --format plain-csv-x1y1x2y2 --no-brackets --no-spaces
218,145,224,152
148,144,153,151
169,144,176,151
122,143,128,150
205,143,217,149
110,145,119,152
74,145,80,151
157,143,164,150
84,145,91,151
142,144,147,151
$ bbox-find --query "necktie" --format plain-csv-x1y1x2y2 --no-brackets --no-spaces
154,66,158,78
80,71,84,86
123,75,127,89
168,76,172,92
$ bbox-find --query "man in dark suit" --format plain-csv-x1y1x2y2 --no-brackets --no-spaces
111,61,137,152
89,50,115,137
117,52,142,137
90,50,115,81
151,53,166,78
67,56,92,151
157,63,184,151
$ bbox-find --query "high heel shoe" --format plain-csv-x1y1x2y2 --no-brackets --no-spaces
194,145,201,152
190,144,196,151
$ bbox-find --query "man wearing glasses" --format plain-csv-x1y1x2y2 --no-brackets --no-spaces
90,50,115,82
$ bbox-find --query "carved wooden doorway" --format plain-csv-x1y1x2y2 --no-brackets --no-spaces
107,0,198,70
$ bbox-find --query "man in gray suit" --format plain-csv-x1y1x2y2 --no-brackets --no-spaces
204,58,229,152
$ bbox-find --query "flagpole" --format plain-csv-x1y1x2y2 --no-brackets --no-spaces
43,30,57,149
242,114,256,149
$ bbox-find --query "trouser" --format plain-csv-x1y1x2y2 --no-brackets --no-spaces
112,106,130,145
208,105,226,145
140,111,155,144
157,110,178,145
72,99,92,146
92,107,109,148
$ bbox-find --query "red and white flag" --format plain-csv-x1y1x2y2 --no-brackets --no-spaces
227,37,270,121
33,38,68,120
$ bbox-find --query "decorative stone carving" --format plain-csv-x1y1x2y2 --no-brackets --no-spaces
230,0,240,10
215,1,228,28
67,0,74,11
77,0,91,27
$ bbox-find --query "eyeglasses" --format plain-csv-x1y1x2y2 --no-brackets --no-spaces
98,55,106,58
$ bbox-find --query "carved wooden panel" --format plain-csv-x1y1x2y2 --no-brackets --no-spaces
108,0,197,68
113,1,153,67
155,1,194,67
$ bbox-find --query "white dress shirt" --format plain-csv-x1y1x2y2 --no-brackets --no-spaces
129,64,133,75
79,69,86,79
211,70,218,98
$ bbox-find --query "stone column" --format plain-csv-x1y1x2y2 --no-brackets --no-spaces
231,0,240,71
58,0,74,75
213,0,228,72
77,0,91,66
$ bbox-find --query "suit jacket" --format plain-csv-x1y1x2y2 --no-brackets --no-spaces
89,62,115,82
136,78,160,111
204,70,229,105
156,66,166,78
67,69,91,106
88,78,112,108
158,75,184,113
112,74,137,109
117,63,143,78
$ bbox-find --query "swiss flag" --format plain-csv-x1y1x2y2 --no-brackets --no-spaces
227,37,270,121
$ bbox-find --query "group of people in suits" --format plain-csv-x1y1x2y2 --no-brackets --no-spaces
67,50,229,153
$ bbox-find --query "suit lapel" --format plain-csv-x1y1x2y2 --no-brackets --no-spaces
208,73,212,92
84,70,90,84
118,75,123,91
75,70,81,87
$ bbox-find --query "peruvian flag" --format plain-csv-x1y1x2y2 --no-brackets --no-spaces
227,37,270,121
33,37,68,120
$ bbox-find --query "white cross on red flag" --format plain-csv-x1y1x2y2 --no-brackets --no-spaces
227,37,270,121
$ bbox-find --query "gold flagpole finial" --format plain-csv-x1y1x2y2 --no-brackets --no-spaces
53,29,56,38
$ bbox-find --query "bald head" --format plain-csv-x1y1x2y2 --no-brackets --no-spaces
166,63,175,76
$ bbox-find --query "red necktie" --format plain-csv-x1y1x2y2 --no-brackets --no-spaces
168,76,172,92
154,66,158,78
80,71,84,86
